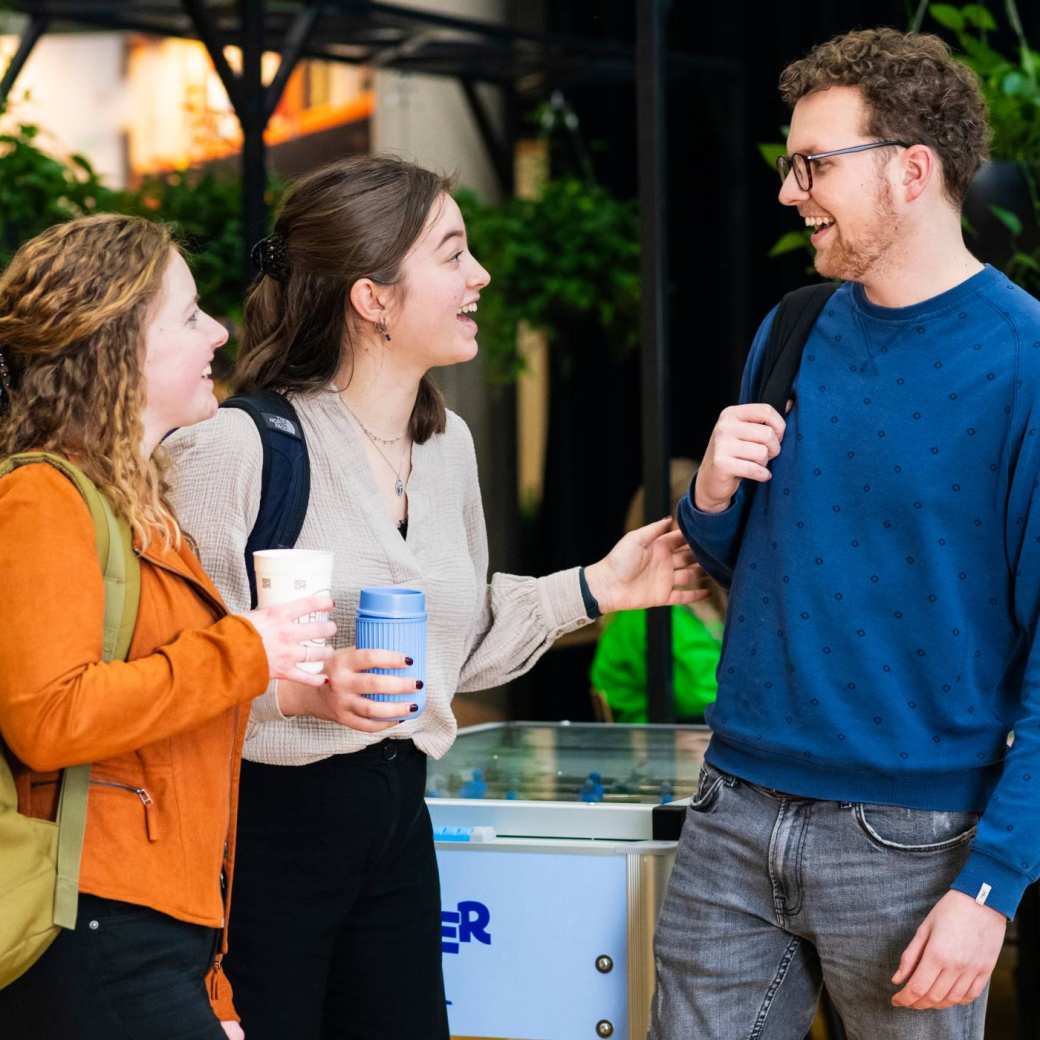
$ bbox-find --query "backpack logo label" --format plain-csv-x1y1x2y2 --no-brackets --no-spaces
262,413,299,437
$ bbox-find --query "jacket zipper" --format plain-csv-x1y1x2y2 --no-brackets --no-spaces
90,778,159,841
136,545,237,973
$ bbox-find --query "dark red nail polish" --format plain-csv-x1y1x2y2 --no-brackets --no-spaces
415,680,424,690
405,657,414,666
323,676,330,685
410,703,419,713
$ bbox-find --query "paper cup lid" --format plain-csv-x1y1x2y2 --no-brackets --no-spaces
358,586,426,618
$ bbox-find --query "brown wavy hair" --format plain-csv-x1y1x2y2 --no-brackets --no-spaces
0,214,181,549
233,155,453,443
779,28,990,206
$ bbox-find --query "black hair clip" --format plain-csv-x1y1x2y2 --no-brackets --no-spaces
251,233,290,283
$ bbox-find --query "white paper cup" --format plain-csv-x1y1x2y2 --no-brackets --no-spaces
253,549,334,673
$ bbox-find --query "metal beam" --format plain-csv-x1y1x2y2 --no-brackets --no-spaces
460,79,513,197
637,0,673,724
0,13,48,105
183,0,245,113
264,1,324,122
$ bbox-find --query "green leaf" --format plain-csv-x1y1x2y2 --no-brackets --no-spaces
929,4,965,30
962,4,997,29
758,142,786,170
990,203,1024,235
768,230,812,258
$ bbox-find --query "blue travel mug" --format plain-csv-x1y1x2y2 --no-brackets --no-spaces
355,587,427,716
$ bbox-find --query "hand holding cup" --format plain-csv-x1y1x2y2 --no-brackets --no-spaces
307,647,421,732
242,594,336,687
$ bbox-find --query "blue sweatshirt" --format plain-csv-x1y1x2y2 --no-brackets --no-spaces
679,266,1040,917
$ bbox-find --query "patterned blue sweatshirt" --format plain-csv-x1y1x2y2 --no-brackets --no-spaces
679,265,1040,917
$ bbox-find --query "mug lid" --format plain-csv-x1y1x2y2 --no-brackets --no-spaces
358,586,426,618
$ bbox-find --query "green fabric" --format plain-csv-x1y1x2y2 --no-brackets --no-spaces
0,453,139,989
590,606,722,724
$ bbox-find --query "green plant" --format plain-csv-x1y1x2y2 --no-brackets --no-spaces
924,1,1040,293
456,178,640,380
116,170,283,331
0,121,118,265
0,114,278,354
922,2,1040,166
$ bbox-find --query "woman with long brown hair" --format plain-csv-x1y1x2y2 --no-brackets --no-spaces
0,214,336,1038
165,156,704,1039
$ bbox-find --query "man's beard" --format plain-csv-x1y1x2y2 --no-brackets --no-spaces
813,180,899,283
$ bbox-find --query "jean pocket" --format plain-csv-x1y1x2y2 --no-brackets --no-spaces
854,804,979,854
688,764,726,814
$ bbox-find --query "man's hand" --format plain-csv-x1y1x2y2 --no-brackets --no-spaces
694,403,786,513
891,889,1006,1009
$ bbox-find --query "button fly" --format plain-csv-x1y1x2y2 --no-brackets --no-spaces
382,741,399,762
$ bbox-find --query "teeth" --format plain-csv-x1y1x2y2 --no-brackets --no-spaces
804,216,835,229
457,302,478,315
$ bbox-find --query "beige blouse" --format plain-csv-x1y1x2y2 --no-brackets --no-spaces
164,388,590,764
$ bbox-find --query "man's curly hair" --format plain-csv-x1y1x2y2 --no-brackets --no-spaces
779,28,990,207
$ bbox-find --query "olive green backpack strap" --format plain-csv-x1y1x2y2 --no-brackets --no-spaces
0,451,140,930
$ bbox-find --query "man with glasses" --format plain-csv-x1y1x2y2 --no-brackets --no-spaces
651,27,1040,1040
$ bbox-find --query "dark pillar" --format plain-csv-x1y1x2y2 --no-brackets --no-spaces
240,0,267,279
637,0,673,723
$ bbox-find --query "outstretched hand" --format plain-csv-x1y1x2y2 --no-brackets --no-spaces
583,516,707,615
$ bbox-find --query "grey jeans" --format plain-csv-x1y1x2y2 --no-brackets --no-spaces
649,763,989,1040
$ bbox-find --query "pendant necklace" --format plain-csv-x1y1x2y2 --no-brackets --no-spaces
343,401,410,496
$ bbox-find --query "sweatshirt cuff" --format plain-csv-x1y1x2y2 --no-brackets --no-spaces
951,849,1028,919
250,679,290,723
537,566,590,635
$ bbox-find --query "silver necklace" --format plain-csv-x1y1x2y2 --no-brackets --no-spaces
344,402,410,496
329,386,407,445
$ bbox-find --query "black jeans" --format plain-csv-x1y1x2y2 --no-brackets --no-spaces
0,894,225,1039
224,739,449,1040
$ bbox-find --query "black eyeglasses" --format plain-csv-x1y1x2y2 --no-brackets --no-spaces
776,140,910,192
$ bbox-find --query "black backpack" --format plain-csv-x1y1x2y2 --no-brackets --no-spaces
698,281,839,588
754,282,840,411
220,390,311,608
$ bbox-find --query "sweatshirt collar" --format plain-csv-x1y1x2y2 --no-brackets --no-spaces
851,264,1000,324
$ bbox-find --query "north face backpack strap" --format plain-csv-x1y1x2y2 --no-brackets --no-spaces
220,391,311,608
755,282,840,414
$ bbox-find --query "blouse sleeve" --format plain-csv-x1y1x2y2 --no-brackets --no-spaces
453,417,592,693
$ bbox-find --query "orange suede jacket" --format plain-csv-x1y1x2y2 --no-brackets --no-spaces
0,463,269,1020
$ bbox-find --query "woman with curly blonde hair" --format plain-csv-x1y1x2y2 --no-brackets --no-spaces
0,213,336,1039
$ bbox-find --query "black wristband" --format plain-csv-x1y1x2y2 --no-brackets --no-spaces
578,566,602,619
